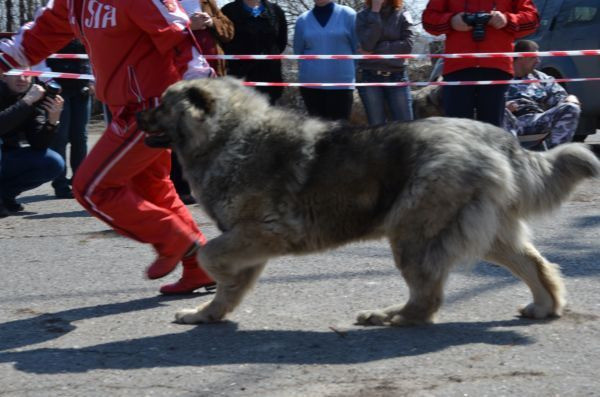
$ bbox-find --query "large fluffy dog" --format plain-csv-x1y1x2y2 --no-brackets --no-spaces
138,77,599,326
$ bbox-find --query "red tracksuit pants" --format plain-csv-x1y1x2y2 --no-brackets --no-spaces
72,103,206,259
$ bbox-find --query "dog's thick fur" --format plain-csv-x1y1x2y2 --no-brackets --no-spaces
138,77,600,326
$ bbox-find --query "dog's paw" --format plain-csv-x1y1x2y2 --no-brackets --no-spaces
388,313,434,326
356,309,390,326
174,308,204,324
519,302,561,319
174,302,225,324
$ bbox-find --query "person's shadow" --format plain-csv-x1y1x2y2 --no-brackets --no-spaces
0,295,536,374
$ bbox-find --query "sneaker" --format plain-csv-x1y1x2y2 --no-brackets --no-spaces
2,197,24,212
54,186,74,199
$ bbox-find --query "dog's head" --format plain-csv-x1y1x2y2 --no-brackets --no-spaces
137,79,219,149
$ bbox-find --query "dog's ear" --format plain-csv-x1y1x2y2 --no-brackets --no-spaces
186,86,215,114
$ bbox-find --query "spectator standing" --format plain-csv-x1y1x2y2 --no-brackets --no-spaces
294,0,358,121
46,38,92,199
423,0,539,127
173,0,235,205
0,0,216,294
0,70,64,217
221,0,287,104
504,40,580,149
356,0,415,125
180,0,234,77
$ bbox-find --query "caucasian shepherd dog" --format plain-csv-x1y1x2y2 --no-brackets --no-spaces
138,77,599,326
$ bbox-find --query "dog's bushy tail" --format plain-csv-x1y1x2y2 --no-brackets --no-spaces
518,143,600,216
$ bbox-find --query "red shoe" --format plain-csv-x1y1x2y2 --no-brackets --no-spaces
146,241,198,280
159,256,215,294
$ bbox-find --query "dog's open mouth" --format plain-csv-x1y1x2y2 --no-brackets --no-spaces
144,132,172,148
136,110,173,148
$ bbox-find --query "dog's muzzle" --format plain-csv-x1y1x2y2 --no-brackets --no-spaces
136,111,173,148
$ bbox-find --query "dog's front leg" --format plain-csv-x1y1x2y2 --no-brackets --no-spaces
175,263,266,324
175,227,274,324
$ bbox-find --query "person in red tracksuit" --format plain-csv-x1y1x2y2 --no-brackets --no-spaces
423,0,539,127
0,0,216,294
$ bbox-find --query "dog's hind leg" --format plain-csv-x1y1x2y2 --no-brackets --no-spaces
357,241,450,326
484,240,566,319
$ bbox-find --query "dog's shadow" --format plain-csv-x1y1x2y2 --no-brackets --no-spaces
0,296,535,374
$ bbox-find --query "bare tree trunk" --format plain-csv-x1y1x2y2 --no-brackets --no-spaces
1,0,45,32
0,1,7,31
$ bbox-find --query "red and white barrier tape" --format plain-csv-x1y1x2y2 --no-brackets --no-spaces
47,49,600,61
4,69,94,80
245,77,600,87
5,69,600,87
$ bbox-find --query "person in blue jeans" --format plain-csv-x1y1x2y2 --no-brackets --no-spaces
0,71,65,217
356,0,415,125
46,39,92,199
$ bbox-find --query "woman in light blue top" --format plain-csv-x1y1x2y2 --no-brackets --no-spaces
293,0,358,121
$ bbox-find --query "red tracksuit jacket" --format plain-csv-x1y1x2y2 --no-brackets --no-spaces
423,0,539,76
0,0,214,261
0,0,212,106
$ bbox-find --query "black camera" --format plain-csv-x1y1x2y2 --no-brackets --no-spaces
462,12,492,42
43,80,62,99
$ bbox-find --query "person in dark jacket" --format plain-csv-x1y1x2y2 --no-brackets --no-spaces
356,0,415,125
0,71,65,217
221,0,288,104
46,38,92,198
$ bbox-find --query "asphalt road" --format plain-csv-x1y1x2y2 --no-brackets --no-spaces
0,130,598,397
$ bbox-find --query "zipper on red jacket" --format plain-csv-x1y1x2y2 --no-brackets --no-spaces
69,0,96,90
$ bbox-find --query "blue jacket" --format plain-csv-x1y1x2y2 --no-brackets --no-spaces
294,3,357,90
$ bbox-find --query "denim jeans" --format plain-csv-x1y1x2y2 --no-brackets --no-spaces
0,147,64,200
357,69,414,125
50,89,91,190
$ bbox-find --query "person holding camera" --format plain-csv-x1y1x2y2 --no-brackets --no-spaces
46,38,93,199
0,70,65,217
422,0,539,127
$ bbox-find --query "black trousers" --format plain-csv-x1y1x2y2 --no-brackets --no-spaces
300,87,354,121
442,68,511,127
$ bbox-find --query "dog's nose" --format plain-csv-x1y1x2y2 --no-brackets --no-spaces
135,111,148,128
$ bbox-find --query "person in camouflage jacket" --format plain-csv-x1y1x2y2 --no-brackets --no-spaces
503,40,580,148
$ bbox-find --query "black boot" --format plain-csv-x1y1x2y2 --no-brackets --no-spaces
2,197,24,212
0,203,9,218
